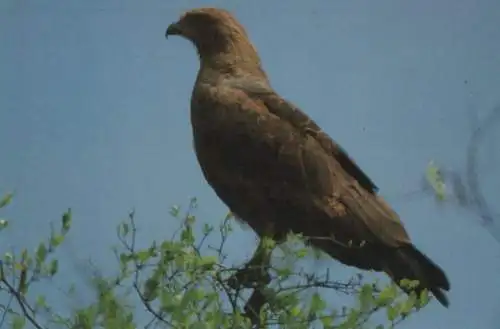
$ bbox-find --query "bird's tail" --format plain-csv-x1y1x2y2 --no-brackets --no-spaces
384,245,450,307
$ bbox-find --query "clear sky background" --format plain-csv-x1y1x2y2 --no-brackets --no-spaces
1,0,500,328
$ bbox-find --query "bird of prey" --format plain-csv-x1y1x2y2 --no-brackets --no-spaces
165,7,450,307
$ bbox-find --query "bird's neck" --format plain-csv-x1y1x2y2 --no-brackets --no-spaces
200,55,266,78
197,39,268,81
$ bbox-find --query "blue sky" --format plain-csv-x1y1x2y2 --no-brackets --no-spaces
1,0,500,328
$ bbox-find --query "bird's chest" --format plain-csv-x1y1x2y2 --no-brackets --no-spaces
191,101,300,189
191,113,271,225
191,108,264,182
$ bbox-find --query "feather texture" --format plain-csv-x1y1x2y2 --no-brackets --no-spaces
166,7,450,307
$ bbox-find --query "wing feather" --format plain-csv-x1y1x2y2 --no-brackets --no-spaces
214,79,410,246
224,77,378,194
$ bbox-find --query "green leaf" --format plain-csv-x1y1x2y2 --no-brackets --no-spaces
62,209,72,233
399,278,419,290
0,219,8,230
136,250,152,264
310,292,326,313
180,226,195,245
426,160,446,201
49,259,59,276
50,234,65,249
202,223,213,235
18,267,27,295
120,253,131,266
4,252,13,265
386,305,399,321
170,294,187,323
185,214,196,225
359,284,374,311
339,309,360,329
376,284,397,306
179,288,197,311
36,242,48,264
198,255,217,269
275,266,293,278
35,295,48,311
143,277,159,301
290,305,301,317
20,248,28,263
321,315,333,328
190,322,208,329
192,287,205,301
272,292,299,310
261,236,276,250
11,314,26,329
419,289,430,307
170,205,180,217
0,192,13,209
400,292,417,316
295,248,309,259
121,222,129,236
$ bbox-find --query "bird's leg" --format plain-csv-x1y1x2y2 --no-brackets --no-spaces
227,237,275,289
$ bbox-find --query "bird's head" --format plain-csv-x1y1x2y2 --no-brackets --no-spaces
166,8,245,47
166,7,262,69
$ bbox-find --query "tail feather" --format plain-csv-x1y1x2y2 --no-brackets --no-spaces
387,245,450,307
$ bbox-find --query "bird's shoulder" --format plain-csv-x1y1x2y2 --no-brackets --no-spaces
190,74,280,136
219,76,379,195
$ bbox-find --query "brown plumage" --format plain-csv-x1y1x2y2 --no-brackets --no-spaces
166,7,450,307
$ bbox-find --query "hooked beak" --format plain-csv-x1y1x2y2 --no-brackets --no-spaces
165,22,182,39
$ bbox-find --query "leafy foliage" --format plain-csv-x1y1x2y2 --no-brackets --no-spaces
0,195,432,329
425,161,447,201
